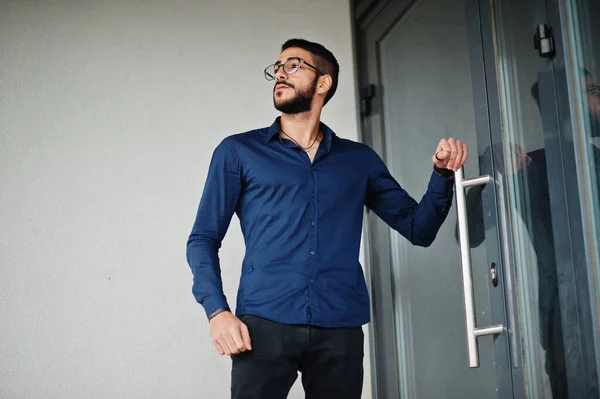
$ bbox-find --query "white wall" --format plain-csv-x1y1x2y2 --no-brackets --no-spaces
0,1,369,398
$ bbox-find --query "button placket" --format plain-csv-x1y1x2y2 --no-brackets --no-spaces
306,167,319,322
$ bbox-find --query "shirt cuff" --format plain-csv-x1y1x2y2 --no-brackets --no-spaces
207,307,230,321
201,295,230,319
428,170,454,196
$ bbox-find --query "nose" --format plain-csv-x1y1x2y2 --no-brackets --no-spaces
275,68,287,80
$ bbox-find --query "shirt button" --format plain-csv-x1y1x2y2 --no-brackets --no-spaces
310,251,315,255
310,279,315,283
311,222,315,226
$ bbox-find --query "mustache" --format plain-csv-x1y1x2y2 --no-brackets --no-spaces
274,82,294,92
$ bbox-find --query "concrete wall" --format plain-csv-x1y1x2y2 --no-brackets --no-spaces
0,1,368,397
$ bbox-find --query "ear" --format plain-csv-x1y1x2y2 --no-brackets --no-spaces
317,75,333,96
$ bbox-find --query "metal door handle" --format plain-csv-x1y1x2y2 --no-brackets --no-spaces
454,167,504,368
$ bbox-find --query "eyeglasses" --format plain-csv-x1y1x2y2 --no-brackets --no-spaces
264,57,324,81
587,84,600,96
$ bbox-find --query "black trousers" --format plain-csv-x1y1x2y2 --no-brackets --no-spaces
231,314,364,399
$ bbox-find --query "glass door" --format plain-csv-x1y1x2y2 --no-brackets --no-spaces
355,0,514,397
561,0,600,393
355,0,600,397
484,0,600,396
484,0,565,396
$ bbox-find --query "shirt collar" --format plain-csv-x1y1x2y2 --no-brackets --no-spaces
265,118,281,142
265,117,336,152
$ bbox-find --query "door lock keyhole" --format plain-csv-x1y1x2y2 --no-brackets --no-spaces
491,262,498,287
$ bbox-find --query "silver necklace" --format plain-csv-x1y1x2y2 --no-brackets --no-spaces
280,129,321,153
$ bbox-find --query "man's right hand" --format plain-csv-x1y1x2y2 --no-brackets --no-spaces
209,311,252,355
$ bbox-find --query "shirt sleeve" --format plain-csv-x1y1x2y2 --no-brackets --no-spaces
186,137,242,317
365,152,454,247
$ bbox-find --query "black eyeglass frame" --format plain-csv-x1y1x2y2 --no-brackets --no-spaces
586,84,600,96
264,57,325,81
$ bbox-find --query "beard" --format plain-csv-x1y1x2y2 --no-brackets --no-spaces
590,111,600,138
273,76,318,114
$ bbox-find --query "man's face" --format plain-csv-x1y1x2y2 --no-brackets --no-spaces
585,75,600,137
272,47,320,114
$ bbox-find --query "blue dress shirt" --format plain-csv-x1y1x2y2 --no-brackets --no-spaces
186,118,454,327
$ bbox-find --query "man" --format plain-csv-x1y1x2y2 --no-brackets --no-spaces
186,38,468,399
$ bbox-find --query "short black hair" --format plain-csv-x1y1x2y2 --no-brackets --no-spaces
281,38,339,105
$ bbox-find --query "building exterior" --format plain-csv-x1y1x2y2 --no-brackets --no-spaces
1,0,598,398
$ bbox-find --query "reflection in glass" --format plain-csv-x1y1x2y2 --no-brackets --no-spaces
563,0,600,396
564,0,600,304
491,1,565,397
489,0,600,396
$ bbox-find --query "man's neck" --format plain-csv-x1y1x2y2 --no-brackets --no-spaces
279,110,322,146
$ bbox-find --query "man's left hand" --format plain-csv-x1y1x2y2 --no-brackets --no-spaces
433,138,468,171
